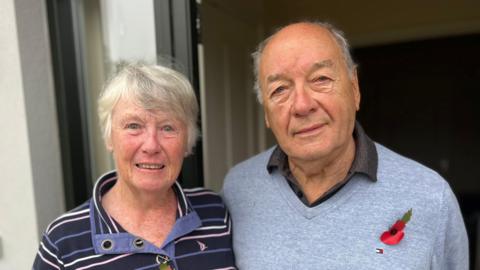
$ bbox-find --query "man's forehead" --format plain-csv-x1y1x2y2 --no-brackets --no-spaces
261,27,340,65
265,59,336,82
266,23,333,49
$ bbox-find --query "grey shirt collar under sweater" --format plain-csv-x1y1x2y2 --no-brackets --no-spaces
267,121,378,207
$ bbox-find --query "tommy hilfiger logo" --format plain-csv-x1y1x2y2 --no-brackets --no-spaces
197,241,208,251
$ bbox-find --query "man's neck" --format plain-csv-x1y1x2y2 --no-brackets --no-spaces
288,137,356,204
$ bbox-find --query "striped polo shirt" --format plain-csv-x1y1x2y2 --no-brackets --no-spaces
33,171,236,269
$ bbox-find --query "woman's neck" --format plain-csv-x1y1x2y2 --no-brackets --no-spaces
101,181,178,247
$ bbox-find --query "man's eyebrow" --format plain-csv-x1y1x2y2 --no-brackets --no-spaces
266,60,335,83
266,73,289,84
310,60,334,72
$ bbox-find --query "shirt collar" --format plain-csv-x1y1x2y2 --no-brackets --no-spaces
267,121,378,181
89,170,201,254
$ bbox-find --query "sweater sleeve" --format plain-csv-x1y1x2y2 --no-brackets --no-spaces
32,233,63,270
431,183,469,270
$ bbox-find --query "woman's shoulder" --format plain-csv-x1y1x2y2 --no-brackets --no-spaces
43,200,91,240
182,187,229,220
35,200,96,267
182,187,225,206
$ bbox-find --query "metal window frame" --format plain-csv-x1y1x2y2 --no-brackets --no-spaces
154,0,204,188
46,0,93,209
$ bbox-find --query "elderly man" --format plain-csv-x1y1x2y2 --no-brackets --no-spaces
222,22,468,269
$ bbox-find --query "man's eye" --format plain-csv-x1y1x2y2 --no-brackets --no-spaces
311,76,334,92
270,86,287,97
126,123,141,129
313,76,332,83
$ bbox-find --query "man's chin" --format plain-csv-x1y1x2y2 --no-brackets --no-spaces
285,146,331,162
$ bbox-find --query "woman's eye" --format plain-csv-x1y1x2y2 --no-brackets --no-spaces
126,123,141,130
160,125,179,137
162,125,176,132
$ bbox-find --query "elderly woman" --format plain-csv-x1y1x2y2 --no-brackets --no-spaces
33,63,236,269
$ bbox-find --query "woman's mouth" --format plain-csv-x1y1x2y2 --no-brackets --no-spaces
135,163,165,170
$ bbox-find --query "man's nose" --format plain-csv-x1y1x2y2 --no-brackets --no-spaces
292,86,317,116
142,128,162,154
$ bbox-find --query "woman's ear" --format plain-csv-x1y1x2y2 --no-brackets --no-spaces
106,138,113,152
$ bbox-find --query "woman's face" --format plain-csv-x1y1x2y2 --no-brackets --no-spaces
108,98,188,194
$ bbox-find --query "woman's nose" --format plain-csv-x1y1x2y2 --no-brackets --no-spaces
141,128,162,154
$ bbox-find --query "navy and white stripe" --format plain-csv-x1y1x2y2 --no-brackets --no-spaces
33,171,236,269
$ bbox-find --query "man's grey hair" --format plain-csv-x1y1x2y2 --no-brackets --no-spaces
252,21,357,104
98,62,199,154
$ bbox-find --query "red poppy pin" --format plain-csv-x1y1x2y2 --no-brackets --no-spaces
380,209,412,245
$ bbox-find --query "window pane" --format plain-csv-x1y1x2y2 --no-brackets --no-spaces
79,0,157,181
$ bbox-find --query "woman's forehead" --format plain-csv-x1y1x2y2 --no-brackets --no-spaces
113,99,179,122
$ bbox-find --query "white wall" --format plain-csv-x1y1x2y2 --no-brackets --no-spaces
0,0,65,269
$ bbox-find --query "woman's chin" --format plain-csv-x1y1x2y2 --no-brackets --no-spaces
132,173,176,192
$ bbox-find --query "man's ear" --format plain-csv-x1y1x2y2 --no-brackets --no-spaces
264,111,271,128
351,68,361,111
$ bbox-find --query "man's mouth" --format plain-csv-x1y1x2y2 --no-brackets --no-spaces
293,123,325,136
135,163,165,170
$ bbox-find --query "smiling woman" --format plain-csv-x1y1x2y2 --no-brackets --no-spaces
32,63,236,270
98,64,196,199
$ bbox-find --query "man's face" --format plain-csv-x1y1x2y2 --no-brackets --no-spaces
259,23,360,163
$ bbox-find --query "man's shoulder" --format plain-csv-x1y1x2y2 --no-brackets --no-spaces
373,142,466,256
222,147,275,195
374,142,450,199
225,147,275,179
375,143,442,179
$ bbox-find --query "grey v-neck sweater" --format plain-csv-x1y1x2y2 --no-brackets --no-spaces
222,143,468,270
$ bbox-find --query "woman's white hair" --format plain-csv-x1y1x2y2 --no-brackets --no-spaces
98,62,199,154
